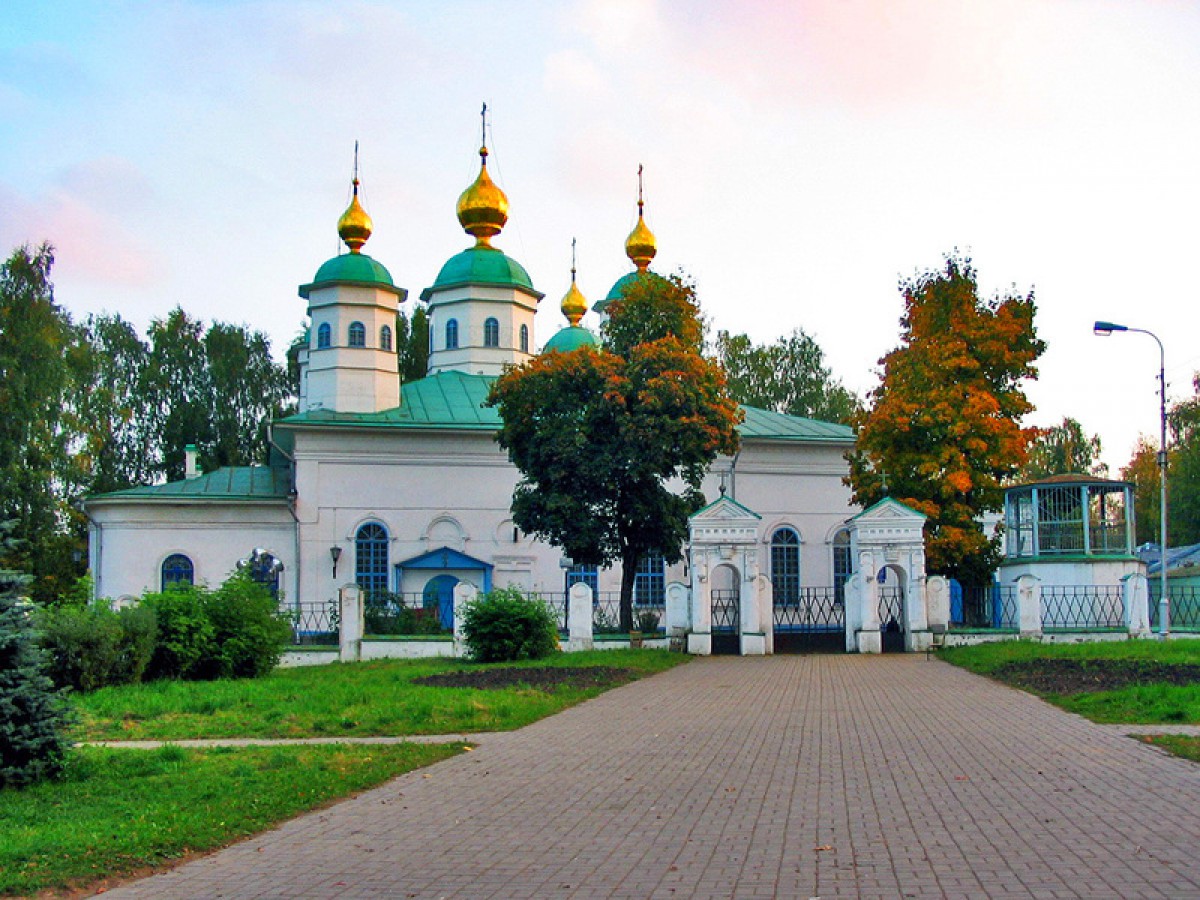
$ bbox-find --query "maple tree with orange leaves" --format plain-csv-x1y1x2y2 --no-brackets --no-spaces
847,254,1045,584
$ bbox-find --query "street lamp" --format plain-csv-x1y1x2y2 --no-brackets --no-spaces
1093,320,1169,636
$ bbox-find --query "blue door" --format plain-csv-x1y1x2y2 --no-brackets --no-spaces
423,575,458,630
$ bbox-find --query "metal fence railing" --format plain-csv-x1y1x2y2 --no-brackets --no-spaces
363,591,451,636
289,600,338,646
1041,585,1124,630
526,592,568,631
772,587,842,632
1150,583,1200,630
951,584,1018,631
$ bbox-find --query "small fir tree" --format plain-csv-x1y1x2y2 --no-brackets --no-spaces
0,522,73,788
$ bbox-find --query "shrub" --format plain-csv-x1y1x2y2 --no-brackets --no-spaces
460,587,558,663
0,526,73,788
37,601,157,692
197,571,291,679
142,586,214,680
365,592,446,636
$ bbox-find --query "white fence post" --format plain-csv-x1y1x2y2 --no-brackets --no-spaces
1016,574,1042,637
338,584,363,663
665,581,690,652
452,582,477,658
567,582,594,650
1123,572,1151,637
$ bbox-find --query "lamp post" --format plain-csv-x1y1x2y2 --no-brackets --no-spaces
1093,320,1169,636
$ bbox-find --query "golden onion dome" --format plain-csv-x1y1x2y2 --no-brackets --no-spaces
337,177,373,253
456,146,509,246
624,208,656,271
561,278,587,327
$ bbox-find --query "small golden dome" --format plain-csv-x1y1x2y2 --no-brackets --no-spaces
625,209,656,271
561,280,587,327
456,146,509,247
337,178,373,253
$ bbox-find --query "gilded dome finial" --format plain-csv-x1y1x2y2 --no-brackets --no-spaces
337,142,373,253
624,163,656,271
456,103,509,247
561,237,587,327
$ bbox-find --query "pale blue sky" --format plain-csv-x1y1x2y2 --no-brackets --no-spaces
3,0,1200,471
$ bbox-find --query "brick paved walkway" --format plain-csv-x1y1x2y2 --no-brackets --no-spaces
99,655,1200,899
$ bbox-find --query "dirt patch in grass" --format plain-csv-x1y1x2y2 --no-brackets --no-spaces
414,666,636,691
995,659,1200,695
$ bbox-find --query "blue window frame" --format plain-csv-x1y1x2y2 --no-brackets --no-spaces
317,323,331,349
567,563,598,596
633,553,665,606
161,554,194,591
770,527,801,604
833,529,852,604
348,321,366,347
484,317,499,348
446,318,459,350
379,324,392,351
355,523,389,598
519,323,529,353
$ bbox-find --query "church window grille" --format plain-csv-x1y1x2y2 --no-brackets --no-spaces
317,323,331,349
355,523,389,599
633,553,665,606
161,554,194,591
484,317,500,348
519,324,529,353
770,527,801,604
348,321,366,347
380,324,392,351
446,319,459,350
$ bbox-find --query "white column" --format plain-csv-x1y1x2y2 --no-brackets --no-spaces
856,552,882,654
687,550,713,655
925,576,951,631
338,584,363,663
567,582,594,650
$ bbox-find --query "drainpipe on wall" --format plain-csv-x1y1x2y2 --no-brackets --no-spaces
268,424,303,609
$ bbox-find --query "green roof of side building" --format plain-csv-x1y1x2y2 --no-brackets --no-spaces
277,371,854,443
420,246,541,301
87,466,291,503
299,252,406,299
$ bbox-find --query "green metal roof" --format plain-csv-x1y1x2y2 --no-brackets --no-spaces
299,252,405,299
88,466,291,504
543,326,599,353
738,405,855,443
422,246,539,300
277,374,853,444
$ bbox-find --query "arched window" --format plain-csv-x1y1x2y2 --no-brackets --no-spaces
355,522,389,599
317,323,331,349
833,529,852,604
771,527,801,604
379,324,393,351
348,321,366,347
484,317,500,348
247,550,282,599
161,554,194,591
519,323,529,353
633,553,665,606
446,318,459,350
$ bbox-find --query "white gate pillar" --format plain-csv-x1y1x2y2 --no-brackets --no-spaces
687,495,763,655
567,582,594,650
845,498,929,654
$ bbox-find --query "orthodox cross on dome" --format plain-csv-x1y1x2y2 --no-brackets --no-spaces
625,163,656,271
560,236,588,327
337,139,373,253
456,102,509,246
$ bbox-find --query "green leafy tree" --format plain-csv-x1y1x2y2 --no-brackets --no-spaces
847,254,1045,584
1168,374,1200,546
714,328,860,424
0,244,79,599
488,273,741,631
1121,437,1160,546
396,304,430,383
1019,417,1107,481
0,521,73,788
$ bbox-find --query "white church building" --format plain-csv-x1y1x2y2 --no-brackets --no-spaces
83,137,911,655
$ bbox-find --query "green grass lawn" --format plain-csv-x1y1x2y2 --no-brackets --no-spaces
0,742,463,897
75,649,687,741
